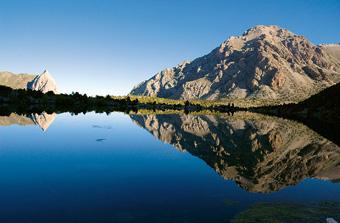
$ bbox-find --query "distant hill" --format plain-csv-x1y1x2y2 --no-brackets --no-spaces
320,44,340,61
258,82,340,123
0,70,58,93
294,81,339,112
131,25,340,103
252,82,340,144
293,82,339,127
0,71,35,89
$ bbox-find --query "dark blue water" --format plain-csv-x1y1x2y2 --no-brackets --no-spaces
0,112,339,223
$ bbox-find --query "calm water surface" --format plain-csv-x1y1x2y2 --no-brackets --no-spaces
0,112,339,223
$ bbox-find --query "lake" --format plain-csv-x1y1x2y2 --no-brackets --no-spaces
0,112,339,223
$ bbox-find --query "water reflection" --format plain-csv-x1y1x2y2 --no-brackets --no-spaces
1,111,339,193
0,111,339,222
0,112,56,131
130,112,340,193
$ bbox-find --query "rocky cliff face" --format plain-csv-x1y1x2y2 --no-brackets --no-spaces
27,70,58,93
0,70,58,93
130,25,340,102
130,112,340,193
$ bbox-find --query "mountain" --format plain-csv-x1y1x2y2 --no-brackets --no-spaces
130,112,340,193
27,70,58,93
0,70,58,93
130,25,340,103
0,71,35,89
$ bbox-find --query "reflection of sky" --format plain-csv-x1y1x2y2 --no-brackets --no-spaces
1,0,339,96
0,112,339,222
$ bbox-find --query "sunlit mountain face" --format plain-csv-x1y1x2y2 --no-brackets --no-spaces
130,112,340,193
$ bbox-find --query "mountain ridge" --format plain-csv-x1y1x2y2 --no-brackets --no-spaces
0,71,35,89
0,70,58,93
130,25,340,103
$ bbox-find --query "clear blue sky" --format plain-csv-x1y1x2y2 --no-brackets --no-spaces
0,0,339,95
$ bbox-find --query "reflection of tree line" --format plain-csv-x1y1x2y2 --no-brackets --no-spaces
130,113,340,193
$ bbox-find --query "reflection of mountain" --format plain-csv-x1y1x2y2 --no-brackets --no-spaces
130,112,340,193
0,112,56,131
30,113,56,131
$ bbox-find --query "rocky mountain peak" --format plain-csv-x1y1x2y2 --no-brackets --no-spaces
0,70,58,94
37,70,52,80
218,25,298,56
41,69,50,76
243,25,292,39
28,70,58,93
130,25,340,104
